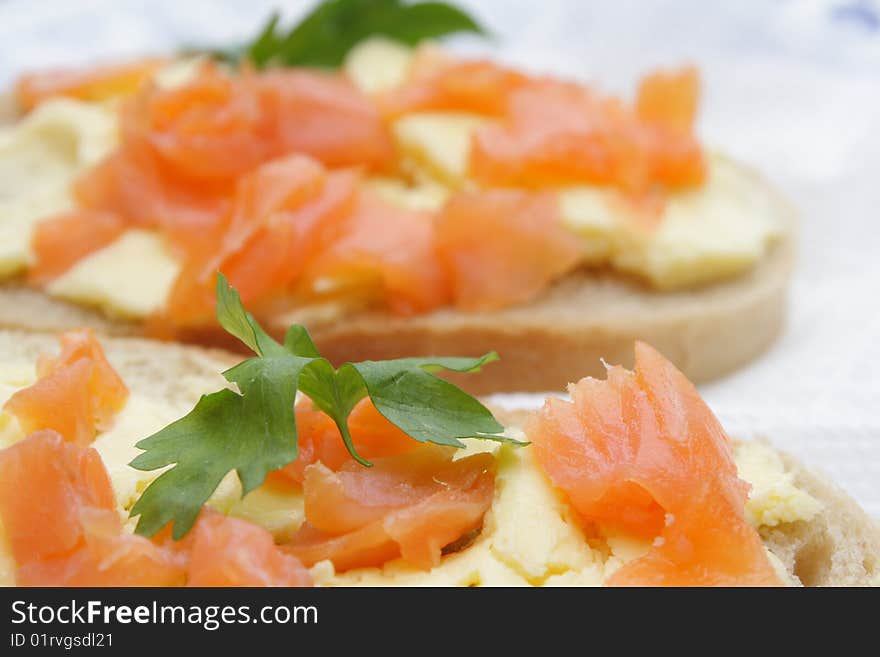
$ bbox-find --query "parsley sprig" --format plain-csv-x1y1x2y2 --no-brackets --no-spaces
210,0,486,68
129,273,518,540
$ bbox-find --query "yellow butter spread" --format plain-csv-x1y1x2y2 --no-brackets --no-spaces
46,229,181,319
0,99,117,279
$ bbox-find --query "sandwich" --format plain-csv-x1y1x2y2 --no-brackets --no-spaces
0,278,875,587
0,2,794,393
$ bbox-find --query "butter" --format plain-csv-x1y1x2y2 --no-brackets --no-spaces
47,229,181,319
0,98,117,279
392,112,487,186
311,539,530,587
344,37,413,94
487,446,603,584
734,441,822,529
610,156,782,289
364,176,449,212
153,57,205,90
559,187,619,264
0,363,36,449
206,472,306,543
92,395,194,513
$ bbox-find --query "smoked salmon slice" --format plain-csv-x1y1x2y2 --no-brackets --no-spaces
284,446,495,571
636,66,700,134
0,430,115,563
214,157,360,311
273,398,418,486
0,430,185,586
73,141,232,244
470,77,705,194
120,64,393,183
17,507,187,587
380,47,531,117
185,510,313,587
161,155,360,328
526,342,783,586
0,431,311,586
299,190,450,315
15,58,167,111
29,210,126,285
253,69,395,171
435,190,582,310
121,63,272,183
3,329,128,445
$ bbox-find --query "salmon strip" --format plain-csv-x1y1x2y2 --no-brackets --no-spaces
284,446,495,571
526,342,783,586
29,210,126,285
272,398,418,486
380,47,531,117
185,510,313,587
435,190,582,310
0,431,310,586
3,329,128,445
16,58,167,111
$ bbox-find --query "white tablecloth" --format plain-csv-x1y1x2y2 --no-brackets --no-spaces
1,0,878,515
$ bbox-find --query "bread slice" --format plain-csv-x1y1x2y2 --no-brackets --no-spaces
0,329,873,586
0,83,795,392
0,164,795,394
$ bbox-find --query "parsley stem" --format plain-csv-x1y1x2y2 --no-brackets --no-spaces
333,418,372,467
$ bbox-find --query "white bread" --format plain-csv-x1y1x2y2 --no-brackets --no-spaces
0,329,874,586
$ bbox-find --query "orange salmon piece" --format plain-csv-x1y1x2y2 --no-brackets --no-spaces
17,508,186,587
0,431,185,586
3,329,128,445
300,190,450,315
217,157,359,307
185,510,312,587
284,446,495,571
526,342,783,586
29,210,126,285
122,64,270,182
471,78,705,193
380,48,531,117
119,65,393,183
636,66,700,133
15,58,166,111
273,398,418,486
162,155,359,327
73,141,232,241
254,70,395,171
0,431,115,563
435,190,581,310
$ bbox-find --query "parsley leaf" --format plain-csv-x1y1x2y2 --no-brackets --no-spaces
129,273,518,539
129,277,315,539
213,0,486,69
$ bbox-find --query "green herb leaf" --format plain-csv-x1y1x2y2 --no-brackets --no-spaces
228,0,486,69
130,275,316,539
351,354,511,448
129,273,515,540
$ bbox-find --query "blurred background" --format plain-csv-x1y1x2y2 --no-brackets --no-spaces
1,0,878,515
